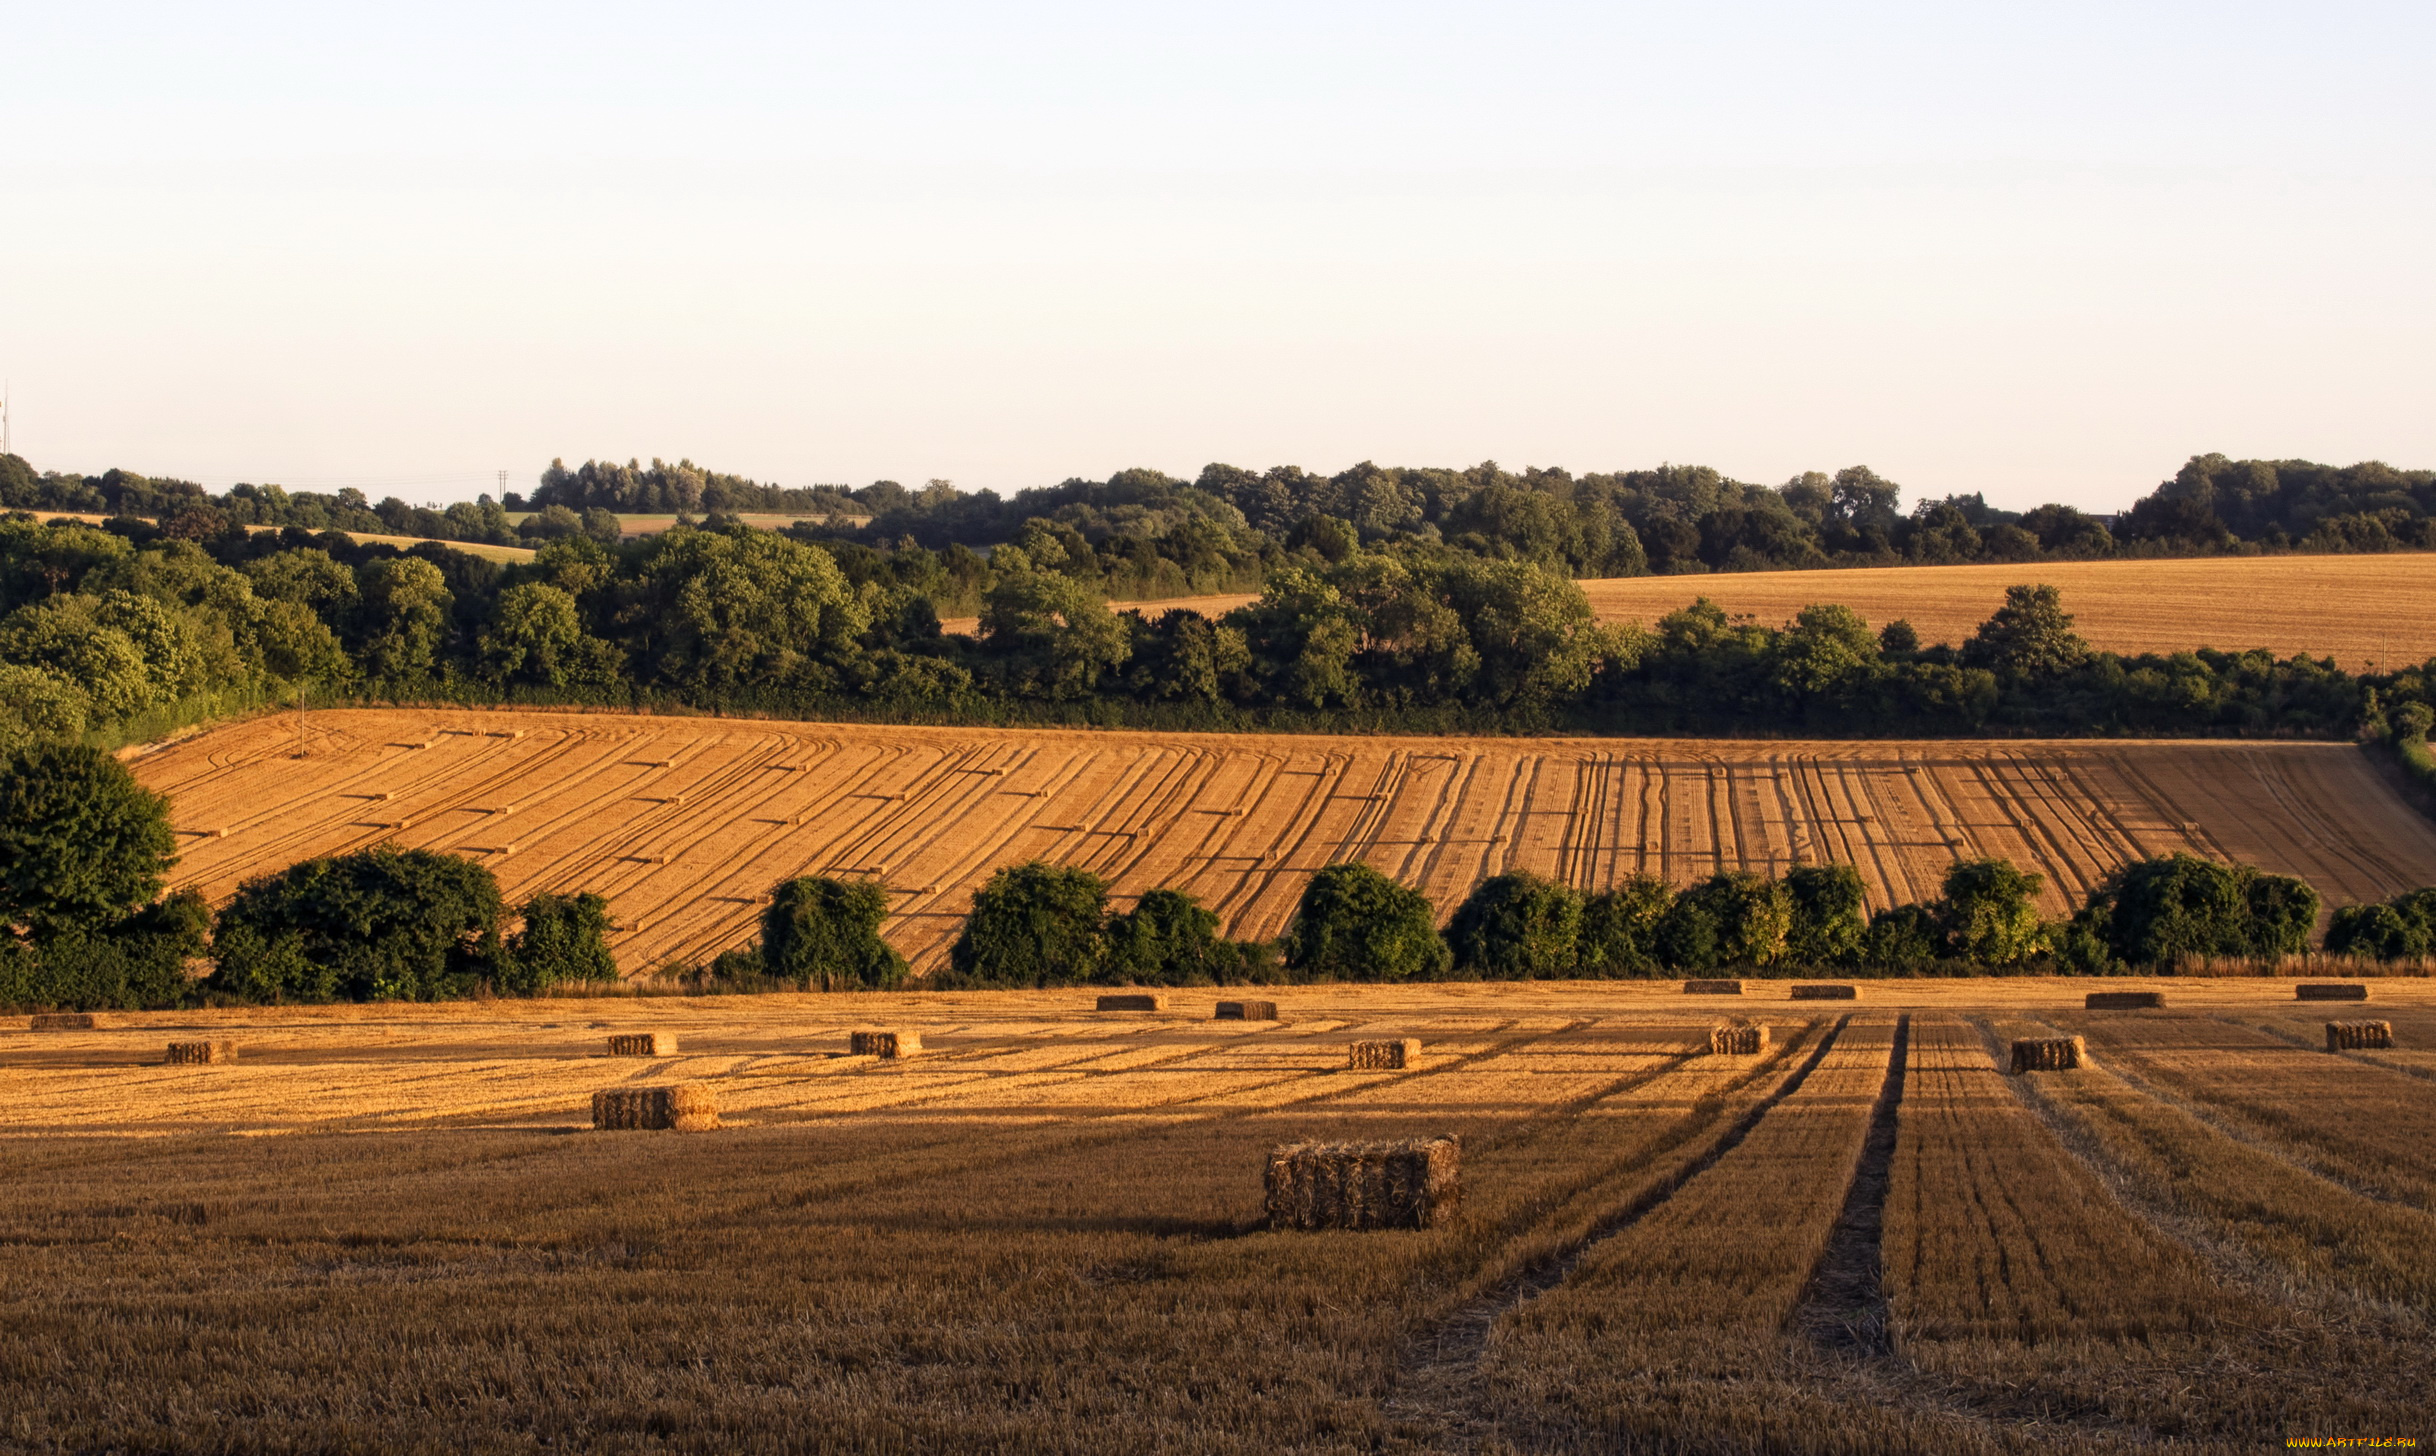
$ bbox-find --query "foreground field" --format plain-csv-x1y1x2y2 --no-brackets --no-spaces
132,709,2436,977
6,979,2433,1453
939,554,2436,669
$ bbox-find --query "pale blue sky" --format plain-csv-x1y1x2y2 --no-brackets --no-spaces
3,2,2429,508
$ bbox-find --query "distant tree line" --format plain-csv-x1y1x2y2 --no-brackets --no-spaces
10,449,2434,582
3,507,2430,753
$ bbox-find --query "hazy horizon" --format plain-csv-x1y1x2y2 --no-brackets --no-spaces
4,2,2430,512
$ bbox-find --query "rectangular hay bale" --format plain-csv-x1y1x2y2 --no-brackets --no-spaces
1215,1000,1278,1021
1789,984,1858,1000
1683,979,1743,995
29,1013,96,1031
2085,991,2165,1010
165,1040,236,1065
1264,1136,1461,1231
1708,1023,1769,1055
1348,1038,1421,1070
2327,1019,2394,1051
590,1084,719,1132
1096,993,1162,1012
850,1029,921,1058
607,1032,676,1057
2010,1035,2086,1072
2297,983,2369,1002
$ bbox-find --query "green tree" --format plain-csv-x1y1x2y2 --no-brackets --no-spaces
622,525,870,698
1938,858,2048,964
1784,863,1868,965
0,891,209,1013
354,556,454,683
1103,888,1233,985
0,742,177,941
980,571,1131,700
0,662,90,749
480,582,618,688
499,891,620,993
1282,862,1448,982
1772,604,1881,699
1862,903,1943,969
244,548,360,612
209,848,501,1002
0,597,156,719
1578,877,1674,976
1962,584,2087,678
2326,889,2436,960
763,877,908,990
947,861,1109,987
1658,872,1791,970
1446,871,1584,978
2073,854,2320,967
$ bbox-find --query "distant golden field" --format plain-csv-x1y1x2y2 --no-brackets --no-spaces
7,981,2435,1451
133,709,2436,977
1575,553,2436,668
941,554,2436,670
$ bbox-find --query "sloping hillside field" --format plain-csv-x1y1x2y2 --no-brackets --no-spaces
6,982,2435,1450
134,710,2436,975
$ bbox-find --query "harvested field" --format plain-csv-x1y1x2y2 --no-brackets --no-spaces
1579,554,2436,670
944,555,2436,669
128,709,2436,978
5,979,2434,1451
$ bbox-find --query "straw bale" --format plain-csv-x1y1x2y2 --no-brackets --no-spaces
1683,979,1743,995
2010,1036,2086,1072
1264,1135,1461,1231
591,1084,719,1132
1708,1023,1769,1055
165,1040,236,1065
850,1029,921,1058
607,1032,676,1057
1215,1000,1279,1021
2085,991,2165,1010
1096,993,1162,1012
2297,983,2369,1002
2326,1020,2395,1051
1348,1038,1422,1070
1789,984,1858,1000
29,1013,96,1031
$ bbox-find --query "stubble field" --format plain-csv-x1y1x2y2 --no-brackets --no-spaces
5,978,2433,1453
132,709,2436,977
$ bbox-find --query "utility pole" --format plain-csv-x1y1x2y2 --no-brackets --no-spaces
295,679,307,759
497,469,508,499
2,382,11,457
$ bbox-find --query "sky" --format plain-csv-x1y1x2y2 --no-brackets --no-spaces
1,1,2430,511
